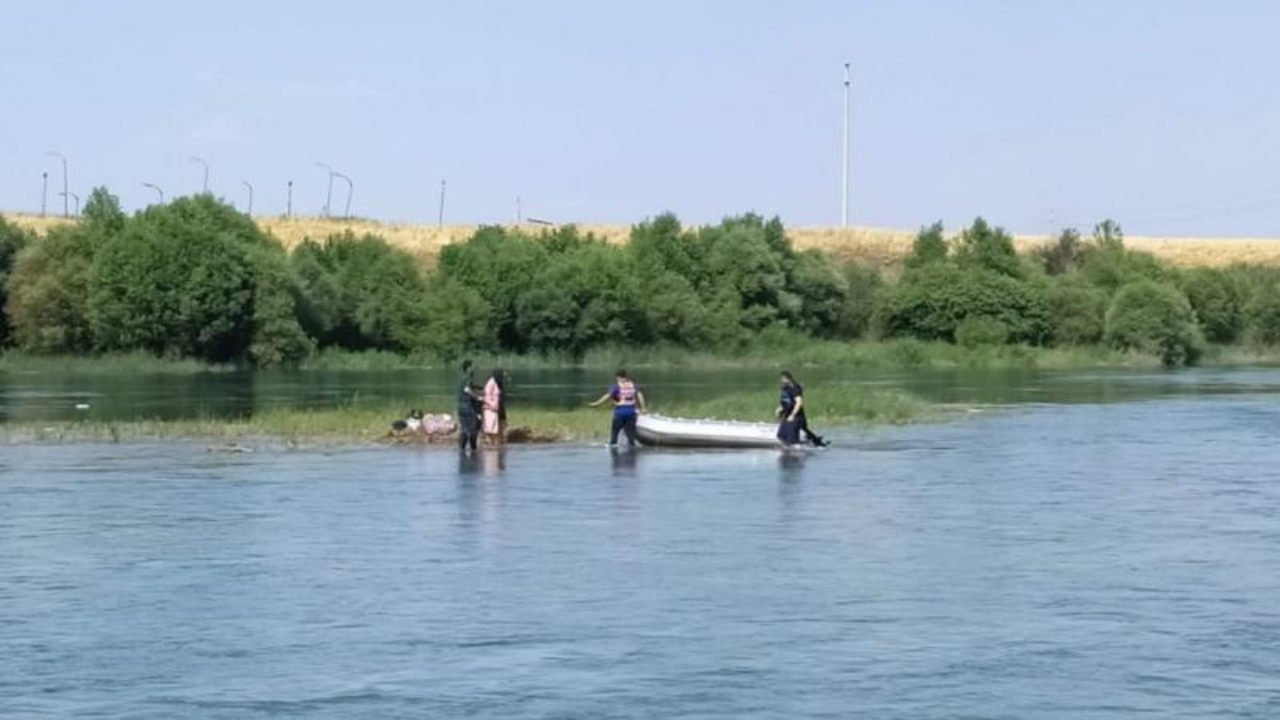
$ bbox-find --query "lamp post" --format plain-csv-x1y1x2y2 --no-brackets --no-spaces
190,156,209,193
313,161,334,216
41,171,48,217
242,181,254,215
59,191,80,216
841,61,851,228
46,151,69,218
142,182,165,205
287,180,294,218
438,179,447,227
333,172,353,218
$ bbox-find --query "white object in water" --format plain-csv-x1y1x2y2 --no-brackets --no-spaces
636,414,790,449
74,403,90,411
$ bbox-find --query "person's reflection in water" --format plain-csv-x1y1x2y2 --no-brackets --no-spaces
480,447,507,477
777,450,807,521
610,446,639,477
458,452,482,477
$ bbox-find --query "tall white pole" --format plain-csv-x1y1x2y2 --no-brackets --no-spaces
841,61,851,228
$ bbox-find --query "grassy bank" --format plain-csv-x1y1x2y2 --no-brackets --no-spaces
0,384,938,446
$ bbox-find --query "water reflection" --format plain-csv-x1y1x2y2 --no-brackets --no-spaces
610,447,639,476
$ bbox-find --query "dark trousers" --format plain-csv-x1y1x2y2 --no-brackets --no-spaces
458,412,478,451
777,418,802,445
610,413,638,447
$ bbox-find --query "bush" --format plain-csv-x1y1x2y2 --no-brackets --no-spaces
1180,268,1244,344
1104,280,1204,366
1035,228,1084,276
836,263,884,339
904,222,947,269
953,217,1021,277
290,231,430,352
7,226,95,353
955,316,1011,347
880,263,1049,344
88,197,260,361
1244,282,1280,346
0,215,34,345
414,274,496,359
246,247,314,366
1043,277,1107,345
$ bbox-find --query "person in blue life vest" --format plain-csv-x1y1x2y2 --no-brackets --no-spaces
589,369,648,447
777,371,828,447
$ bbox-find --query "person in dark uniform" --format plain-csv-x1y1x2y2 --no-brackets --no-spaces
589,369,648,447
776,371,827,447
458,359,482,452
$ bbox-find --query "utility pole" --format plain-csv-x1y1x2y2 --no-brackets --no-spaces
191,156,209,193
516,196,522,224
438,179,447,227
41,172,48,217
287,180,294,218
242,181,254,215
841,61,851,228
46,151,68,218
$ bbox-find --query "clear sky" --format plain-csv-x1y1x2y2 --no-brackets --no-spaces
2,1,1278,235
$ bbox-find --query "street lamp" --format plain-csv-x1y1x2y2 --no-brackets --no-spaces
242,181,254,215
313,161,334,216
438,179,446,227
58,191,80,216
41,171,48,217
190,156,210,193
333,171,353,218
142,182,165,204
45,151,69,218
286,180,294,218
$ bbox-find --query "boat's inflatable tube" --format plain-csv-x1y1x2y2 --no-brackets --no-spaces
635,414,789,449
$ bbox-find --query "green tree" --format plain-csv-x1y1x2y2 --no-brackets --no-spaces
1104,280,1204,366
87,195,283,362
8,225,94,353
880,263,1049,343
953,217,1021,277
0,215,34,345
1180,268,1244,344
1244,282,1280,346
1035,228,1084,276
905,222,947,269
1042,276,1107,345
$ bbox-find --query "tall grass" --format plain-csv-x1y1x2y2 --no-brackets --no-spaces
0,351,237,374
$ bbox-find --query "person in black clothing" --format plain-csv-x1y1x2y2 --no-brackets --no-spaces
458,360,482,452
776,371,828,447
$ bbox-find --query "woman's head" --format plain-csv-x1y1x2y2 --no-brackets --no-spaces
616,369,629,381
781,370,795,386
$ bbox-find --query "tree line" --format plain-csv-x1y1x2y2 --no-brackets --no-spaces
2,188,1280,367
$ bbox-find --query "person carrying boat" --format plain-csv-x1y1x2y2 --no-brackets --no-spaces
589,369,648,447
777,371,827,447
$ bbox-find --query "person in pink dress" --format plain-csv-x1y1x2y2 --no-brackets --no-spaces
482,368,507,445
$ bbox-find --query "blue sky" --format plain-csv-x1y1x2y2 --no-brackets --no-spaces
2,1,1278,235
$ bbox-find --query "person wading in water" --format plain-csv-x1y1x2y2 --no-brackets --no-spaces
589,369,648,448
776,371,828,447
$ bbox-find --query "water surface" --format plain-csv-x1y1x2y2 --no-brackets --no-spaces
4,373,1280,717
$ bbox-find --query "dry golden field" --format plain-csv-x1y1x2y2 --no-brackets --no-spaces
8,213,1280,269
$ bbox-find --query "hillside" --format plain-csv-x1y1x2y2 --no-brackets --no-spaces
8,213,1280,269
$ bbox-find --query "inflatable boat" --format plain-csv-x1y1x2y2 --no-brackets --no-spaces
635,414,793,449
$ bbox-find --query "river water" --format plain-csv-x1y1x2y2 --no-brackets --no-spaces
3,368,1280,718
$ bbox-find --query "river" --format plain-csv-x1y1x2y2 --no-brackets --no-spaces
3,368,1280,717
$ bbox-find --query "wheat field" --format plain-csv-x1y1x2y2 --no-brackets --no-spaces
8,213,1280,269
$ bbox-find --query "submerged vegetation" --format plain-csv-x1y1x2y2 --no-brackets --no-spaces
5,189,1280,374
0,383,936,445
